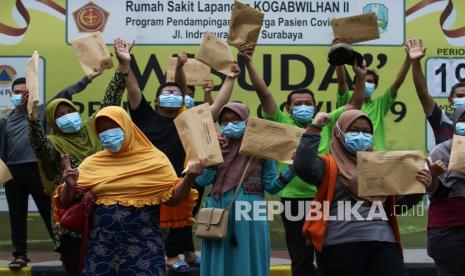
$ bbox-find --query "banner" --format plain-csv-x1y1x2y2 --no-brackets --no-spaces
1,0,465,160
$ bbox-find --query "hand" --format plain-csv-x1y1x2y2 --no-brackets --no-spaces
177,51,188,67
228,63,241,79
312,112,330,127
352,60,367,80
114,37,133,65
406,38,426,61
416,169,432,189
238,43,254,63
61,154,79,189
88,67,103,80
218,134,228,148
21,90,29,109
331,36,343,46
203,79,214,93
426,159,446,179
185,160,205,177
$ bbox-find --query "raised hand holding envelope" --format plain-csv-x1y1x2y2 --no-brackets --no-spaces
331,13,380,44
357,151,426,196
71,31,114,77
196,32,235,76
239,117,305,163
174,103,223,167
227,0,264,48
26,51,39,118
166,57,211,86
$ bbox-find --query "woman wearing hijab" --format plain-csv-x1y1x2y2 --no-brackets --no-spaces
293,110,432,276
58,106,202,275
427,105,465,276
195,102,295,276
27,38,132,275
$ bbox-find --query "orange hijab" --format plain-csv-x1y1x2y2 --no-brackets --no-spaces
76,106,197,227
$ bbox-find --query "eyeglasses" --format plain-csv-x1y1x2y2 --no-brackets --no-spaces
160,90,183,96
219,119,241,126
13,90,26,94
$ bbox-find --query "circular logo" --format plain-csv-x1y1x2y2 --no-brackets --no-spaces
0,65,17,85
77,7,105,32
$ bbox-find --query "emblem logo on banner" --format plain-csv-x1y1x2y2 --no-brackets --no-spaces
363,3,389,33
0,65,17,86
72,2,110,33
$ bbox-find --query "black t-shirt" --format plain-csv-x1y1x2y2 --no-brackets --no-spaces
130,95,185,176
427,102,454,145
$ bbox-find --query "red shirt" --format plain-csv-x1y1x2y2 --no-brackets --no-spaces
428,184,465,228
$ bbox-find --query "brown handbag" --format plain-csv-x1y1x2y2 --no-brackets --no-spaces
195,158,252,239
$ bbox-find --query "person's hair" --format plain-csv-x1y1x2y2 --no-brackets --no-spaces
155,82,184,98
11,77,26,90
353,69,379,87
187,86,195,94
286,89,316,106
450,82,465,98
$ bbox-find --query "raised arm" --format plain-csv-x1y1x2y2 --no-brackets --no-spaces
293,112,329,185
174,51,188,94
202,79,214,105
332,37,348,94
49,69,102,103
345,61,367,110
390,53,411,97
96,38,131,112
239,44,277,115
210,64,240,121
407,38,435,115
165,160,205,206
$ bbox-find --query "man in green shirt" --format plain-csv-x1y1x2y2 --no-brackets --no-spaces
334,38,411,151
239,44,366,276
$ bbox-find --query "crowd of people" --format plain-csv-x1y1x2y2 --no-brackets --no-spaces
0,35,464,276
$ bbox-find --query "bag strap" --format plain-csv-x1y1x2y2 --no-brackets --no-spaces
226,157,253,211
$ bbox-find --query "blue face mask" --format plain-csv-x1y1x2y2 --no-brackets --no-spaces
344,132,373,153
291,105,315,124
365,82,376,97
11,94,22,108
159,94,183,108
56,112,82,133
452,97,465,109
99,128,125,153
184,95,195,109
455,122,465,136
220,121,246,139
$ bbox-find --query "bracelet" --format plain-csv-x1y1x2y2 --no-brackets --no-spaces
307,123,322,130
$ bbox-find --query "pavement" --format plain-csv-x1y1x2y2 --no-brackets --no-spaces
0,248,434,268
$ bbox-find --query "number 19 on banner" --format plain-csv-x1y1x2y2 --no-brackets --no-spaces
426,58,465,98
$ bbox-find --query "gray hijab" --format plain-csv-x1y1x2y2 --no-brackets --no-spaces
429,105,465,197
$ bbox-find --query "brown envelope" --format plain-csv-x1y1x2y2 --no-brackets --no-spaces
239,117,305,163
227,0,264,48
357,151,426,196
71,31,114,76
166,57,211,86
331,12,380,44
448,135,465,173
174,103,224,167
0,159,13,185
26,50,39,118
196,32,235,76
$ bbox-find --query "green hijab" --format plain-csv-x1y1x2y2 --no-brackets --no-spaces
45,98,101,162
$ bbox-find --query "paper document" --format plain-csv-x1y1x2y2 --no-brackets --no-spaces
196,32,235,76
227,0,264,48
174,103,223,167
0,159,13,185
357,150,426,196
332,12,380,43
448,135,465,173
239,117,305,164
26,51,39,118
71,31,114,76
166,57,211,86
